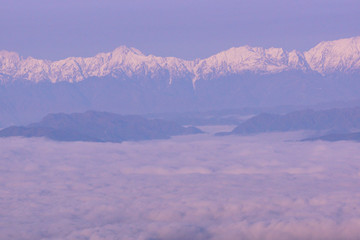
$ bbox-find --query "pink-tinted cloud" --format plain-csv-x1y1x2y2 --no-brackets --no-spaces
1,130,360,239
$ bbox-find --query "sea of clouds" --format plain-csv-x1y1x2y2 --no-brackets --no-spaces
1,127,360,240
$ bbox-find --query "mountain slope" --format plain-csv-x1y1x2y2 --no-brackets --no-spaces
0,111,202,142
0,47,194,83
304,36,360,74
192,47,309,81
1,36,360,84
221,107,360,135
1,37,360,128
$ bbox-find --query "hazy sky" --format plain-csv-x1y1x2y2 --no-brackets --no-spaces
1,0,359,60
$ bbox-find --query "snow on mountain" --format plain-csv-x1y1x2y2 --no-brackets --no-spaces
192,46,309,81
0,47,194,83
304,36,360,74
1,36,360,84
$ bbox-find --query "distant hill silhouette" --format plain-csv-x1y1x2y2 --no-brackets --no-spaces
303,132,360,142
217,107,360,135
0,111,202,142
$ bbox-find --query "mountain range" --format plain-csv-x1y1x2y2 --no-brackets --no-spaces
1,36,360,83
0,36,360,127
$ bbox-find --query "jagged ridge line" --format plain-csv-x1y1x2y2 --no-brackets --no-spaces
0,36,360,84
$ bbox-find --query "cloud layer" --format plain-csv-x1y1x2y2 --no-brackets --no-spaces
1,129,360,239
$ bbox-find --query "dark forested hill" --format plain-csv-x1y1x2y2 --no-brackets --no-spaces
220,107,360,135
0,111,202,142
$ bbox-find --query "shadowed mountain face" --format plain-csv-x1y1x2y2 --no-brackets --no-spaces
223,107,360,135
0,111,202,142
1,72,360,128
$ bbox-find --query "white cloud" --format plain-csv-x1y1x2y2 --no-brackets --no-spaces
1,130,360,239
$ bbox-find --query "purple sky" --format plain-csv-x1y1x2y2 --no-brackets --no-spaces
1,0,360,60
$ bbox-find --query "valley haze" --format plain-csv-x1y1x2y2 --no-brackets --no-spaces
2,131,360,239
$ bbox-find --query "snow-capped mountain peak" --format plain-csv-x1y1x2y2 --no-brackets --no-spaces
112,45,144,56
192,46,308,81
304,36,360,74
1,36,360,84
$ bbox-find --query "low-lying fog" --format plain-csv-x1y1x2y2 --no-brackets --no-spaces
1,127,360,240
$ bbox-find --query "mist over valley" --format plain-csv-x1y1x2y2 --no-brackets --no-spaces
2,1,360,239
